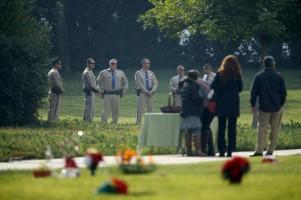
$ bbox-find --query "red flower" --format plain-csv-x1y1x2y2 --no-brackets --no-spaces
65,157,78,168
112,178,128,194
222,156,250,184
88,152,103,165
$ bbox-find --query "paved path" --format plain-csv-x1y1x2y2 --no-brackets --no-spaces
1,149,301,171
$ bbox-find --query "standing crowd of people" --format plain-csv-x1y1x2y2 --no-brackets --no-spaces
47,57,158,125
47,55,286,157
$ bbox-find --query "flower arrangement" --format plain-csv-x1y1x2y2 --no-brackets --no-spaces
221,156,250,184
96,177,128,195
116,148,156,174
61,156,80,178
57,131,83,177
85,148,103,176
33,163,51,178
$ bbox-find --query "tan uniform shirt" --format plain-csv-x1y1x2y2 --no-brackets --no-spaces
96,69,128,94
135,69,158,94
169,75,182,106
82,67,98,93
48,68,63,94
169,75,182,94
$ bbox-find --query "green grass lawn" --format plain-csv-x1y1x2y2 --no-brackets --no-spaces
1,156,301,200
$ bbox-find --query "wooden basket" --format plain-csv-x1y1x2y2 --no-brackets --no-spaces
160,93,181,113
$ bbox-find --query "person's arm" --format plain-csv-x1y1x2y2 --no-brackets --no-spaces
96,71,104,97
121,71,128,96
88,71,99,93
52,71,64,93
135,71,148,93
151,72,158,94
169,77,177,93
250,76,259,108
238,75,243,93
279,76,287,107
191,84,203,104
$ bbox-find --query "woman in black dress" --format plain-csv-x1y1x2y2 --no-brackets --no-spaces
211,55,243,157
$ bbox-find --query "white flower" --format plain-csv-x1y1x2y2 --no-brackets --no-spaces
77,131,84,136
74,146,80,151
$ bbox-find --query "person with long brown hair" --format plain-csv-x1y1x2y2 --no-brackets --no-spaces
211,55,243,157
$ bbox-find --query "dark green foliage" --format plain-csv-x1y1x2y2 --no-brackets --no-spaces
140,0,301,66
0,120,300,161
0,120,138,161
0,0,51,125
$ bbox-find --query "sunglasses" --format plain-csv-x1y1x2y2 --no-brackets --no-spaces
111,63,118,65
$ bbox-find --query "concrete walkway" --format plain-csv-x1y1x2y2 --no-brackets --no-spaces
1,149,301,171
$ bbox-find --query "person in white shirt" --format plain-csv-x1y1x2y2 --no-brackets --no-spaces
135,58,158,125
169,65,185,106
202,63,216,86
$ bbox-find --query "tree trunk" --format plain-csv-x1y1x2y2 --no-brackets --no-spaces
54,1,71,75
260,39,269,68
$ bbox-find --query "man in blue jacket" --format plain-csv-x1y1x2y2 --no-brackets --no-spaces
250,56,287,156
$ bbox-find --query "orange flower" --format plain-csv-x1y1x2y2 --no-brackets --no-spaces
122,149,137,162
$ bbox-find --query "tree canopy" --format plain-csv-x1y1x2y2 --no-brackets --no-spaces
140,0,301,62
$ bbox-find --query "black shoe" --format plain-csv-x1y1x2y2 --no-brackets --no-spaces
265,152,273,156
207,152,215,157
219,153,225,157
226,153,232,157
250,152,263,157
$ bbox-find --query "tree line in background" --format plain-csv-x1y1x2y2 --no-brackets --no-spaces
35,0,301,74
0,0,300,125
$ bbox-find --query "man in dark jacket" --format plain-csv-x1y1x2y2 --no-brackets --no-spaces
250,56,287,156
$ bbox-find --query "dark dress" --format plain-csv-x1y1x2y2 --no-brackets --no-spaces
211,72,243,156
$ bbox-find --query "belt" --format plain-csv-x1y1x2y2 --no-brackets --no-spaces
103,90,122,95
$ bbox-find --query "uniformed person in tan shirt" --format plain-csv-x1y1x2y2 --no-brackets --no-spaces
169,65,185,106
96,58,128,123
135,58,158,125
82,58,99,122
47,59,63,122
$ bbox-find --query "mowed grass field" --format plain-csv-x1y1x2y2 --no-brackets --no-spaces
39,68,301,124
0,156,301,200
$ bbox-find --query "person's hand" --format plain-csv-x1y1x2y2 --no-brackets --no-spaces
251,107,256,113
